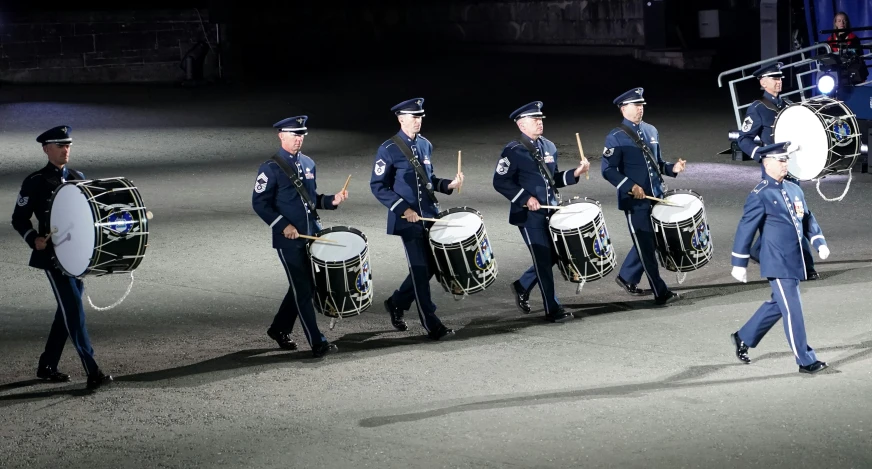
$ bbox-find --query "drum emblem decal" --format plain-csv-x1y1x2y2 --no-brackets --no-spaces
107,210,134,234
593,226,611,257
475,237,494,269
832,119,851,145
691,223,710,250
355,261,371,293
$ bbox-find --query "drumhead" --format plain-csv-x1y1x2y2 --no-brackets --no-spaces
429,211,482,244
310,230,367,262
773,104,828,180
651,192,703,223
50,184,96,277
550,202,600,230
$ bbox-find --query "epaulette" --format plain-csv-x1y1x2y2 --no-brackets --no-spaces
752,179,768,194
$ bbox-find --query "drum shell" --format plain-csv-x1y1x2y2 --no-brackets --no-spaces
429,207,498,295
548,198,616,283
49,177,149,278
650,190,713,273
309,226,373,319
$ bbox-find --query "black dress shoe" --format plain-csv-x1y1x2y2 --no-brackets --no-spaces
384,298,408,331
806,270,821,281
799,361,828,374
86,370,113,390
428,326,456,341
267,328,298,351
312,342,338,358
510,280,532,314
731,332,751,364
546,308,574,323
654,291,681,305
36,366,71,382
615,276,651,296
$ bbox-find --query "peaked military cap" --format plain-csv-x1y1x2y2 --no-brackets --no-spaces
752,62,784,79
391,98,425,116
273,116,308,135
758,141,792,161
613,88,646,106
36,125,73,145
509,101,545,121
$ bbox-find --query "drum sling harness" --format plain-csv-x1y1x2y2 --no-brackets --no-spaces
390,135,440,206
618,124,667,192
518,136,561,204
271,153,321,223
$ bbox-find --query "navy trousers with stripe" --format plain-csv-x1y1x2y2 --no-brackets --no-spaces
738,278,818,366
390,232,445,333
517,224,561,316
41,268,99,376
618,207,668,298
274,245,327,348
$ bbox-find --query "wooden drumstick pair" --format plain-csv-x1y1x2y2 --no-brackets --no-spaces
574,133,591,180
626,192,685,207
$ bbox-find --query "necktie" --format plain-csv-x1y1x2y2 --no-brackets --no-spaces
61,168,68,183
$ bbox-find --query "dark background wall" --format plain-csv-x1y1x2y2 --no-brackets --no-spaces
0,0,814,84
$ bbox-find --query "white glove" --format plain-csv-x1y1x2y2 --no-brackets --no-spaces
731,266,748,283
818,245,830,260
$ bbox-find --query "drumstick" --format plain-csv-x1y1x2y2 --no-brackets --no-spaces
45,226,59,241
146,210,154,220
526,205,563,210
402,216,455,223
626,193,685,207
299,234,339,243
457,150,462,194
341,174,351,193
575,133,590,180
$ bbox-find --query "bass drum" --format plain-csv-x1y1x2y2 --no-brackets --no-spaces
773,96,861,180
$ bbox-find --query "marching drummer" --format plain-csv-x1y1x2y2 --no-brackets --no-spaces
737,61,819,280
10,126,114,390
729,142,829,374
601,88,685,305
493,101,590,322
252,116,345,358
369,98,463,340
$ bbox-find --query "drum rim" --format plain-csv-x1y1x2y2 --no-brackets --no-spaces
436,206,482,219
314,225,368,243
559,196,602,208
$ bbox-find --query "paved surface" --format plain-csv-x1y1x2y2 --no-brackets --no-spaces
1,55,870,468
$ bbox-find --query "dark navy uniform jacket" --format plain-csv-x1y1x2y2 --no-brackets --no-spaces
601,119,677,211
11,162,85,270
731,174,826,280
493,135,578,226
252,148,337,249
738,92,786,160
370,131,454,236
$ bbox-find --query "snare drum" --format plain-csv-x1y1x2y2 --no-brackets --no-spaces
773,96,861,180
308,226,373,319
650,190,712,273
548,198,616,283
49,177,149,278
428,207,498,296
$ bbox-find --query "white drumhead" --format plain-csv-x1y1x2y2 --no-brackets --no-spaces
50,184,96,277
550,202,600,230
774,105,828,180
651,193,703,223
310,230,367,262
429,211,482,244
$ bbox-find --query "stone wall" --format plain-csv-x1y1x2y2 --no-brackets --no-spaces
0,9,218,83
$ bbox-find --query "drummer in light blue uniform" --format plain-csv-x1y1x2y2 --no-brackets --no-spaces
729,142,829,374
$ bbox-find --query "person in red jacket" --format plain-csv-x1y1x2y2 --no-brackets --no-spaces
827,12,861,54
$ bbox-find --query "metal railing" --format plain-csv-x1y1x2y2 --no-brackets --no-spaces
717,43,833,129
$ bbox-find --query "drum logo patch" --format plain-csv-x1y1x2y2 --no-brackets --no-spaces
107,210,134,234
691,223,710,250
475,237,494,269
355,261,371,293
593,226,612,257
16,194,28,207
496,157,510,175
374,159,386,176
793,196,804,218
742,116,753,132
832,119,851,145
254,172,268,194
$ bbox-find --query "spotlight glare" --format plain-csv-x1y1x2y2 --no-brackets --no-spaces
817,75,836,94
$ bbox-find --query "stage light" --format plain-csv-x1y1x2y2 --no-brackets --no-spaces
817,74,836,94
